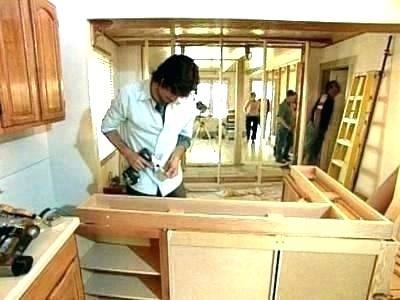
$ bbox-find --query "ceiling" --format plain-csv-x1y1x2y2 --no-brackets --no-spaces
91,18,400,48
147,46,302,72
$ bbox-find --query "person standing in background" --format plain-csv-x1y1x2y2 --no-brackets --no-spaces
275,90,297,163
303,80,340,165
244,92,260,144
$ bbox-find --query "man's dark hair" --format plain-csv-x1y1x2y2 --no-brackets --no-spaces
250,92,256,98
152,54,199,97
286,90,297,97
325,80,340,93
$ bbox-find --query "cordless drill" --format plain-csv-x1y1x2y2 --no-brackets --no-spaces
122,148,152,186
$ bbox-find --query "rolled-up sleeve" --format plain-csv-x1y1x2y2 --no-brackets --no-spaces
101,88,129,133
177,134,191,150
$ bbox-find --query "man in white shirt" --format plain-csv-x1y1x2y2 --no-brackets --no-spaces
101,55,199,197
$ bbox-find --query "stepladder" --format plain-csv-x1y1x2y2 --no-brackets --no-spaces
328,71,378,189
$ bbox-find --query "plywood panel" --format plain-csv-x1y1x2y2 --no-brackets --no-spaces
81,243,160,275
85,272,161,300
278,251,376,300
168,231,274,300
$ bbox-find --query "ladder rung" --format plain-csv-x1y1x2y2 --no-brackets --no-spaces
337,139,351,147
331,159,345,168
343,117,357,124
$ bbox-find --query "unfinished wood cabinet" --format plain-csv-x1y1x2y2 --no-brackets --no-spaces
0,0,64,135
77,170,397,300
77,234,164,299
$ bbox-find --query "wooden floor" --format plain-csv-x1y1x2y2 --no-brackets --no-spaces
186,116,276,165
187,182,283,201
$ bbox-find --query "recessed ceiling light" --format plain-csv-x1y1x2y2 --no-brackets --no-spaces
186,27,221,35
174,27,183,35
252,29,264,35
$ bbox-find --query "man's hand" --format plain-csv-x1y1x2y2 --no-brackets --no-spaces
125,149,153,171
164,146,185,178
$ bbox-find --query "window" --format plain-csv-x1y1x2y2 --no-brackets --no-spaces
251,80,273,101
88,50,115,161
195,79,228,118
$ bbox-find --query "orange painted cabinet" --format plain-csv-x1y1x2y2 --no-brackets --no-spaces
0,0,64,135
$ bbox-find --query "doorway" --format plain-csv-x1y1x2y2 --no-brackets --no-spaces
319,66,350,170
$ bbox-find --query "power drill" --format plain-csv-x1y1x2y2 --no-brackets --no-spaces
122,148,152,186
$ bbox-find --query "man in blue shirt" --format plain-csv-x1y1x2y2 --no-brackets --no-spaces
101,55,199,197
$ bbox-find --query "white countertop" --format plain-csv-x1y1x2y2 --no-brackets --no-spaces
0,217,80,300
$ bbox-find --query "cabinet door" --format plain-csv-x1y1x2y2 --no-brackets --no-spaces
277,251,376,300
30,0,65,121
0,0,41,127
48,258,85,300
168,231,275,300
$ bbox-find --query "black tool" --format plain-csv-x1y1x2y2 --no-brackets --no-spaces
0,204,41,277
0,224,39,276
122,148,152,186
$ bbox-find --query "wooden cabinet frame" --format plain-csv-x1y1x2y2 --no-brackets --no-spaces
76,166,397,299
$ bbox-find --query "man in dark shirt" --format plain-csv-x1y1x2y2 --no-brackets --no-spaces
275,90,297,163
304,80,340,165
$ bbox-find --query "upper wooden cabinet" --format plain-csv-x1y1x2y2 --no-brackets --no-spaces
0,0,64,134
0,0,41,127
30,0,64,121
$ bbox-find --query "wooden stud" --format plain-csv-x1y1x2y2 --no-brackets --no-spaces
77,201,394,240
297,42,310,163
368,241,398,298
159,231,170,300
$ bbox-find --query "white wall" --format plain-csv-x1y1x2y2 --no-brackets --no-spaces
118,46,143,87
310,33,400,197
47,0,97,207
82,0,400,23
0,127,56,213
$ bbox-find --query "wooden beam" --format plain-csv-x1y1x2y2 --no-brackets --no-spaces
159,231,170,300
297,42,310,163
233,59,245,165
92,19,400,33
112,35,332,45
257,41,267,183
142,40,149,80
87,193,331,218
368,241,398,298
77,207,394,240
286,65,290,92
217,38,223,184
